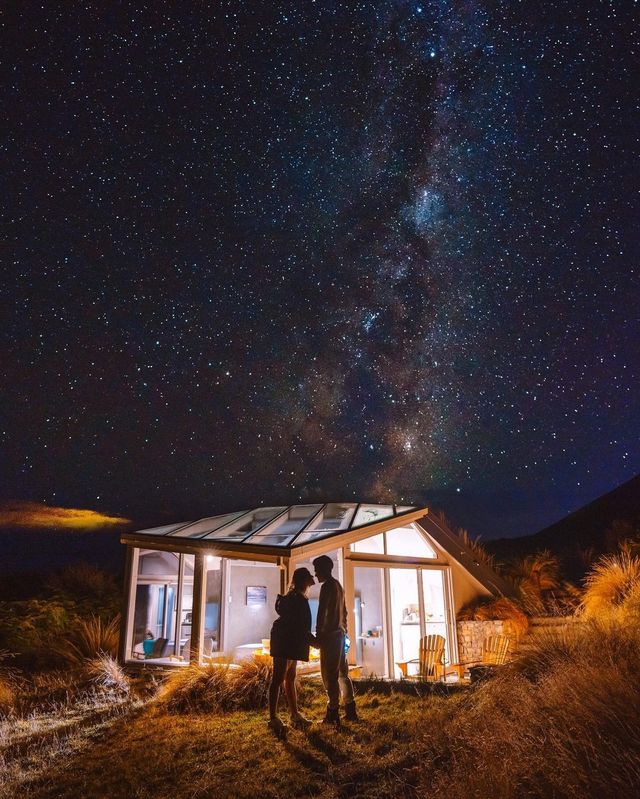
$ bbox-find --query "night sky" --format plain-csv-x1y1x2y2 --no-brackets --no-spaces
2,1,639,541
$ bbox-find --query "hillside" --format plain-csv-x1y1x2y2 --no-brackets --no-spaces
487,475,640,575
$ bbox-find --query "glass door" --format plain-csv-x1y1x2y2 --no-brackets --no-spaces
353,566,387,677
389,568,422,678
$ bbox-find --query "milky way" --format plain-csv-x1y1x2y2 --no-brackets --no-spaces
2,1,638,537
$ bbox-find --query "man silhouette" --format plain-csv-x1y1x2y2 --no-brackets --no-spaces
312,554,357,725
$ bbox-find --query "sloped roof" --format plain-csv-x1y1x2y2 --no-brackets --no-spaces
123,502,419,550
416,514,515,597
121,502,512,597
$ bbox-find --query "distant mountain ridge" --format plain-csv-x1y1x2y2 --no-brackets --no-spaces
487,475,640,575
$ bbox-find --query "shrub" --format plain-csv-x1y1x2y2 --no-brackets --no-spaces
46,562,119,604
580,551,640,621
423,621,640,798
84,654,130,696
52,614,120,665
0,650,21,716
160,661,233,713
457,596,529,638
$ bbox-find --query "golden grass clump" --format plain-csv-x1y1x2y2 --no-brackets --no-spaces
457,528,497,570
159,661,234,713
0,650,21,716
84,653,130,696
423,621,640,799
580,551,640,621
160,656,292,714
227,654,273,710
0,673,16,715
52,614,120,664
458,596,529,638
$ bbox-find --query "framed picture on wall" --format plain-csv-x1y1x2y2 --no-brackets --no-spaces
246,585,267,606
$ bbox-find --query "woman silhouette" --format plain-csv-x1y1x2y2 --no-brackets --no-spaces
267,566,316,736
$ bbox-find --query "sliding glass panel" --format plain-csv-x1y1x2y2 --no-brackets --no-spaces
422,569,448,650
352,504,394,529
130,550,180,662
171,512,248,538
176,555,194,660
354,567,387,677
199,555,223,660
389,568,421,678
395,506,417,514
385,527,436,558
351,534,384,554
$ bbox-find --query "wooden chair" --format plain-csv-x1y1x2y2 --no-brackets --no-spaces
446,634,512,681
396,634,446,681
481,634,511,665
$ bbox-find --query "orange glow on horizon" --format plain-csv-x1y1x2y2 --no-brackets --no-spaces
0,501,131,530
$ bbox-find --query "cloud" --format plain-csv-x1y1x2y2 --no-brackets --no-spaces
0,501,131,530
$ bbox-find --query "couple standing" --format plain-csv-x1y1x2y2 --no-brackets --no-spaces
268,555,357,735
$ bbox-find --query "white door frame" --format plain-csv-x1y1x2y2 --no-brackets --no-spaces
347,558,456,676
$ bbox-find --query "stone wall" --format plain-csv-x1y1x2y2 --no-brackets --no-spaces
456,619,521,665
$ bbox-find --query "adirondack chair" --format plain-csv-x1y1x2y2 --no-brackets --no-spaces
481,634,511,665
446,634,512,681
396,634,446,681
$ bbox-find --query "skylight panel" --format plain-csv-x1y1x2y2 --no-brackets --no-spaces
169,512,248,538
351,504,394,528
203,507,287,540
134,522,192,536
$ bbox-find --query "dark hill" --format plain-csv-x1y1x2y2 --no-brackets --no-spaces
487,475,640,578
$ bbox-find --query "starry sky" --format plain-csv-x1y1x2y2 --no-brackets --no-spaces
2,0,639,541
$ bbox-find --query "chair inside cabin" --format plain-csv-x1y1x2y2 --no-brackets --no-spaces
149,637,169,659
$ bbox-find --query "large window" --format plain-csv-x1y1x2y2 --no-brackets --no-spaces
131,550,181,662
350,526,437,558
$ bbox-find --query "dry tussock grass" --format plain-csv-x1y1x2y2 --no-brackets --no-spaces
580,551,640,621
84,655,130,697
160,655,285,714
458,596,529,638
51,615,120,665
422,621,640,799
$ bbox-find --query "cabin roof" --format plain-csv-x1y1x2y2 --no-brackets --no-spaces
121,503,421,553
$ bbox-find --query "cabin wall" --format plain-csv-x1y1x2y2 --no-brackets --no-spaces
448,558,493,613
224,563,280,655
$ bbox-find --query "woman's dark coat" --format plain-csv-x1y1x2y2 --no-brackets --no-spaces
269,590,313,661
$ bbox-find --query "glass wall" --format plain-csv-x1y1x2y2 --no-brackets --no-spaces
354,566,386,677
348,562,452,679
389,568,422,677
202,555,223,658
422,569,447,643
131,550,180,662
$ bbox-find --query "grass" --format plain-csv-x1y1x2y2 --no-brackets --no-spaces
3,624,640,799
580,551,640,621
3,548,640,798
51,615,120,665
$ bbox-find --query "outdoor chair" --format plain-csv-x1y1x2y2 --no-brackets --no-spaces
396,634,446,681
481,634,511,665
444,634,512,682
